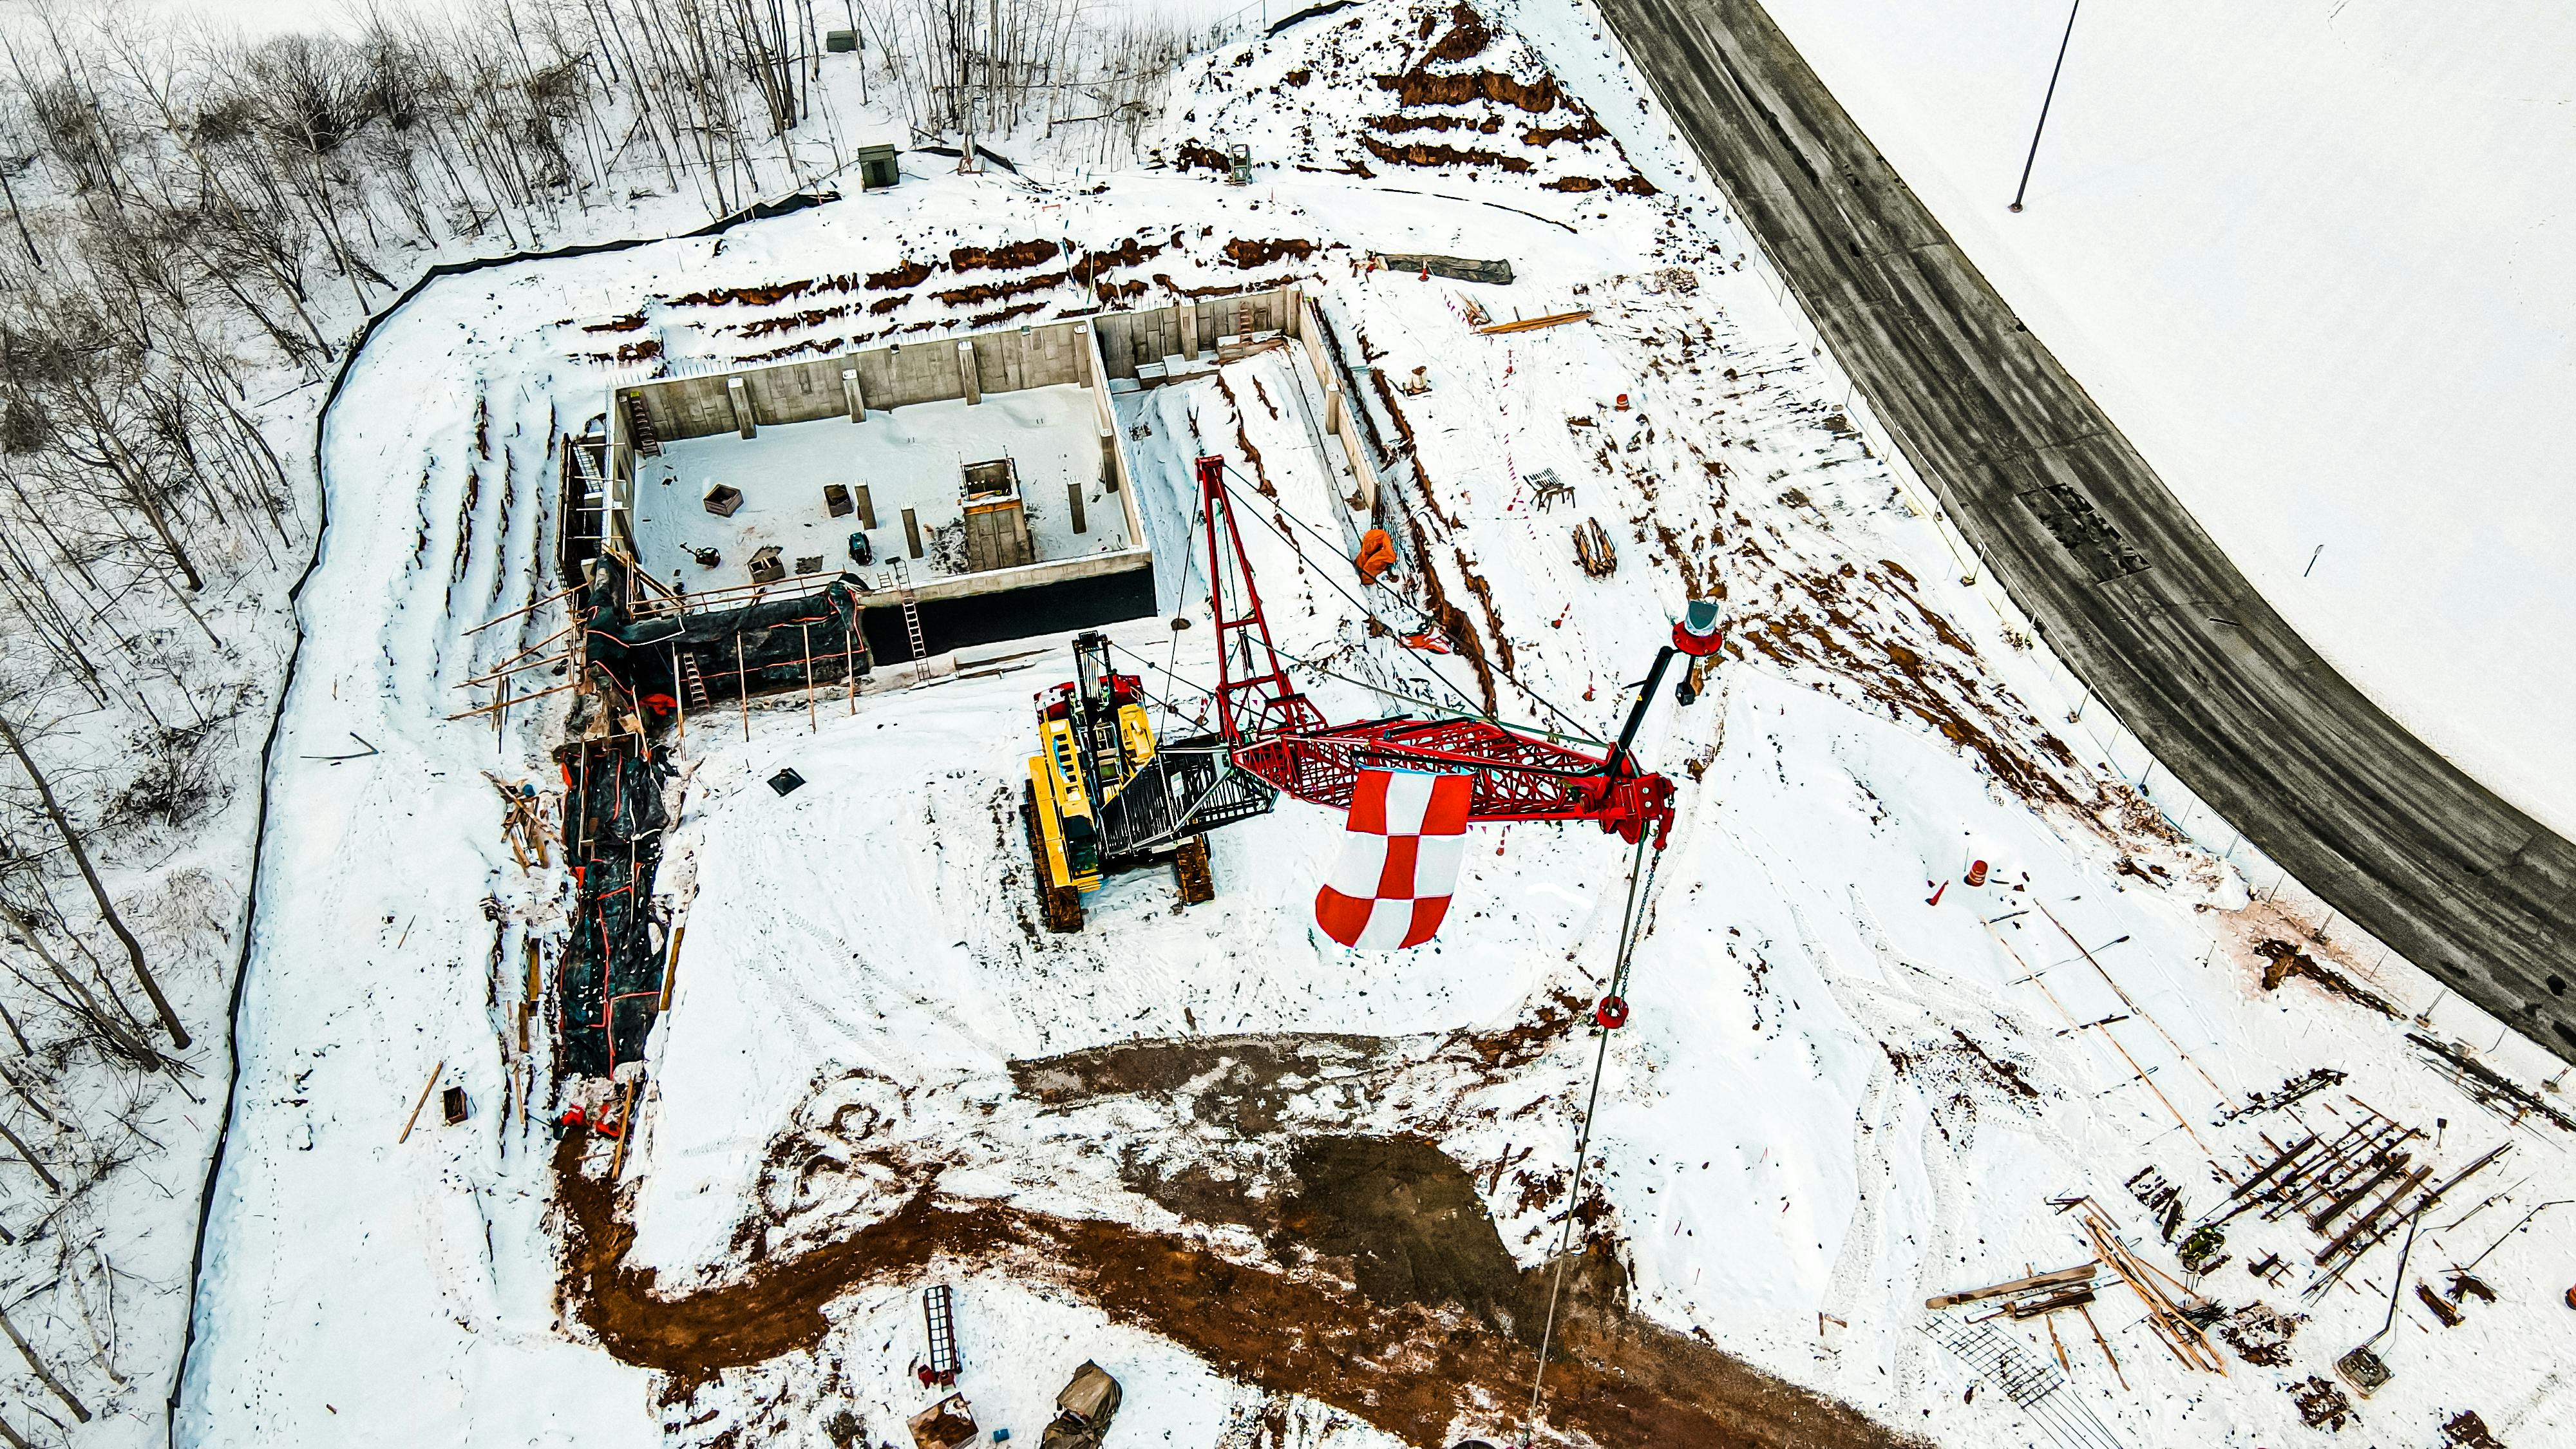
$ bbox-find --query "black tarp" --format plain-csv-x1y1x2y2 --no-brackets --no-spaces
556,731,670,1077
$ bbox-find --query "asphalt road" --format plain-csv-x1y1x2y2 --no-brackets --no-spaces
1596,0,2576,1065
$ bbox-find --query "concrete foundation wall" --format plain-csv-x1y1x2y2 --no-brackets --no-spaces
1094,289,1295,377
616,288,1300,448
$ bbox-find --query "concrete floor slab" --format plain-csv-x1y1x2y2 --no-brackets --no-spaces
631,384,1124,589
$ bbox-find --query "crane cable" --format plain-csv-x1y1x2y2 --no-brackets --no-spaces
1523,833,1662,1444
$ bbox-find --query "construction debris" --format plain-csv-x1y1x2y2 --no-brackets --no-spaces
1573,516,1616,576
2070,1201,2226,1374
908,1393,978,1449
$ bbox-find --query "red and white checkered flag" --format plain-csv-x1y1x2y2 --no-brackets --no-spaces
1314,768,1473,949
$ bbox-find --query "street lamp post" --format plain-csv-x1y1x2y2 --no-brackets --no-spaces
2011,0,2083,213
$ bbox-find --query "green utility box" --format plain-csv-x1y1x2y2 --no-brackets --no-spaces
857,144,900,190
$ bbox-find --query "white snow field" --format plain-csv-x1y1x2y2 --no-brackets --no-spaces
1753,0,2576,838
175,5,2576,1449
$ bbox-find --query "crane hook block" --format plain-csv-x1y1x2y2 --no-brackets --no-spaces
1595,994,1631,1030
1673,598,1725,658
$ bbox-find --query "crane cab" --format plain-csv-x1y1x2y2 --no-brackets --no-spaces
1021,632,1224,932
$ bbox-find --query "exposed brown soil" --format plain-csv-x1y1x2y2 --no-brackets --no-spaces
867,294,910,315
1399,511,1499,714
1523,119,1606,146
580,338,662,365
948,239,1059,272
1224,236,1317,269
555,1128,1925,1449
1366,113,1502,135
1421,3,1492,64
736,303,854,338
1454,549,1517,675
670,276,862,308
1358,133,1534,173
1376,68,1566,114
1173,140,1233,172
967,302,1048,330
934,271,1066,307
582,313,647,332
1543,176,1602,193
2253,938,2400,1018
866,260,933,290
1073,235,1164,283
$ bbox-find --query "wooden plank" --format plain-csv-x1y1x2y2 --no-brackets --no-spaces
1474,308,1591,336
1926,1261,2097,1310
397,1058,445,1144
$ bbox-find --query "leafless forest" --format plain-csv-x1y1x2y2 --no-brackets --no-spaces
0,0,1201,1438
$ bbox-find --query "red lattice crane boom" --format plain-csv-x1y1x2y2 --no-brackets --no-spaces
1195,455,1717,848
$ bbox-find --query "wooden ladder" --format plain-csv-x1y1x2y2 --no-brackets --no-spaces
922,1283,961,1386
623,393,663,457
887,558,927,682
676,650,712,714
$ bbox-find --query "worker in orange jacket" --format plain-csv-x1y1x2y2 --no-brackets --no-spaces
1355,528,1396,583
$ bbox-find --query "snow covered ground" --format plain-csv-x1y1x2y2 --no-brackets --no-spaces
1752,0,2576,838
169,4,2576,1448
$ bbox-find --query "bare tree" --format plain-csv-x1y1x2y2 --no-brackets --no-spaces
0,708,184,1048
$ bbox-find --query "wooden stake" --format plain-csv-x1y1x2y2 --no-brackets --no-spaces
462,584,579,637
735,632,750,741
2045,1310,2070,1371
670,644,687,741
2040,903,2237,1117
397,1059,445,1144
2076,1303,2126,1390
609,1077,639,1180
800,621,817,732
843,598,858,714
447,680,577,721
658,924,686,1012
